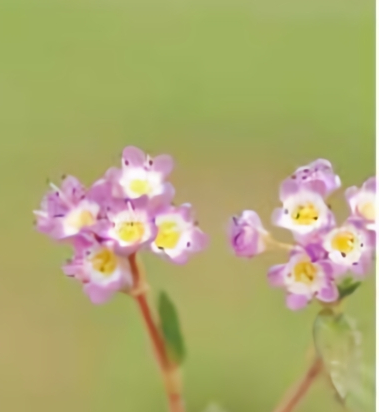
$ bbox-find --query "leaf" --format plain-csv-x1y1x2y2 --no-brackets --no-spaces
158,291,186,366
313,309,374,411
337,277,361,300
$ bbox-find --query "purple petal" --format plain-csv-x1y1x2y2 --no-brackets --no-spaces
190,228,208,252
177,203,192,222
61,176,86,203
317,282,339,303
267,264,287,287
351,250,373,276
83,282,118,305
122,146,146,167
152,154,174,177
279,179,299,201
286,294,309,310
363,176,376,193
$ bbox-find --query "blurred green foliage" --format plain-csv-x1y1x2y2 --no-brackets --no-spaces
0,0,374,411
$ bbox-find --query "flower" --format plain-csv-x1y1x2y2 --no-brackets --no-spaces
151,203,208,264
94,196,157,256
323,219,376,276
286,158,341,197
34,176,106,240
228,210,269,258
345,176,376,231
62,235,133,304
268,247,339,310
272,179,333,236
107,146,175,202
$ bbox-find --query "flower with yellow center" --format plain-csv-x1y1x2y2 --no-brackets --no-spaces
155,221,181,249
116,221,145,244
291,203,319,225
90,249,117,276
292,261,317,285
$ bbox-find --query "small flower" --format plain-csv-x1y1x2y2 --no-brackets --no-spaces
323,219,375,276
272,179,333,235
107,146,175,202
151,203,208,264
286,158,341,197
268,248,339,310
34,176,103,240
228,210,269,258
345,176,376,231
94,196,157,256
62,235,133,304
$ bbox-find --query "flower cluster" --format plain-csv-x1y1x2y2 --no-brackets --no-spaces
229,159,376,310
34,146,208,304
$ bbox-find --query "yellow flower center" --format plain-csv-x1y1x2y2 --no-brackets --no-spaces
117,221,145,243
357,201,375,221
293,261,317,285
129,179,152,196
66,210,95,230
90,249,117,276
331,231,355,254
155,221,181,249
291,203,319,225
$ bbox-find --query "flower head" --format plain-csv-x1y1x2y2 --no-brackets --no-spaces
35,145,207,304
34,176,105,240
272,179,333,236
230,158,374,310
228,210,269,257
323,219,375,277
286,158,341,197
345,176,376,231
94,196,157,256
63,235,133,304
151,203,208,264
268,247,339,310
107,146,175,202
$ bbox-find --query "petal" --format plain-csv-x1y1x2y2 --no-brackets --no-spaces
363,176,376,192
122,146,146,167
83,282,118,305
317,282,339,302
190,227,208,252
267,264,287,287
271,207,287,228
61,176,86,203
279,179,299,202
152,154,174,177
286,294,309,310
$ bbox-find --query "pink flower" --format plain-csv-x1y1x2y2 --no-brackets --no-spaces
272,179,333,236
150,203,208,264
268,247,340,310
93,196,157,256
286,158,341,198
106,146,175,202
345,176,376,231
34,176,107,240
62,235,133,304
323,219,376,277
228,210,268,258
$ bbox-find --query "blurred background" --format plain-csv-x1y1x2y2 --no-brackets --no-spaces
0,0,374,411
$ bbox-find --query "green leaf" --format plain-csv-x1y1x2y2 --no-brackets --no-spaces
158,291,186,366
337,277,361,300
313,309,374,411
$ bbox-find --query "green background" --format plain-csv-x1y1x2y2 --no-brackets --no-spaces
0,0,374,411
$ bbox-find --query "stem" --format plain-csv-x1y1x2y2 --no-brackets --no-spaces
273,358,323,412
264,235,295,252
129,253,185,412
